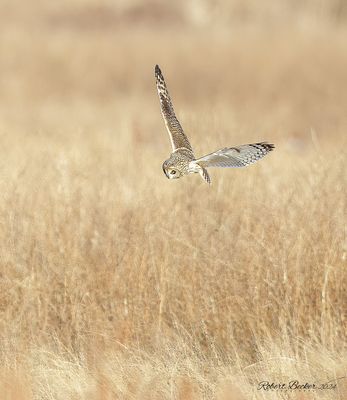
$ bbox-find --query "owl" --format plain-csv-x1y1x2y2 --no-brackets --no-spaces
155,65,274,184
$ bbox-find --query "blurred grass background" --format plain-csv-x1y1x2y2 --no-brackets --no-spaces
0,1,346,399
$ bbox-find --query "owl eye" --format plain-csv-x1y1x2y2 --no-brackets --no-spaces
170,170,176,175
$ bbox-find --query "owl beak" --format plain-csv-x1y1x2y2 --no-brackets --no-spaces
162,165,169,178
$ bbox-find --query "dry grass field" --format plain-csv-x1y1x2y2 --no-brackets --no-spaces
0,1,346,399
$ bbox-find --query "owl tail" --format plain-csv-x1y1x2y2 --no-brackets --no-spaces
199,166,211,184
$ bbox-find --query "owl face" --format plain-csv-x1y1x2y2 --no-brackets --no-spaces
162,161,182,179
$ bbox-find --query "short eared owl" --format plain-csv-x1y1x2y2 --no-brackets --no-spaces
155,65,274,184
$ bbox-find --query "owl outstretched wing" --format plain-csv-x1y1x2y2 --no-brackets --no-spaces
195,142,274,168
155,65,193,152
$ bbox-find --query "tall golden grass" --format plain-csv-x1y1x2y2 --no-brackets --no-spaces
0,1,346,399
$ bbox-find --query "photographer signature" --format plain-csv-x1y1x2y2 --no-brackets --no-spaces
257,377,346,391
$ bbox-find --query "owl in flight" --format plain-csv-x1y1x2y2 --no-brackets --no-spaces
155,65,274,184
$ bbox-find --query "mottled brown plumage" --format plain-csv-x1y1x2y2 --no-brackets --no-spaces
155,65,274,184
155,65,193,152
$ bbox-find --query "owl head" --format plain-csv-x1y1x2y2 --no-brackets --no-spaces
162,159,182,179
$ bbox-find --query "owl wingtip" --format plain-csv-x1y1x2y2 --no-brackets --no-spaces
260,142,275,151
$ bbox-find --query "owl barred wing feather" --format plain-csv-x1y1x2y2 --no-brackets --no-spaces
195,142,274,168
155,65,194,152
